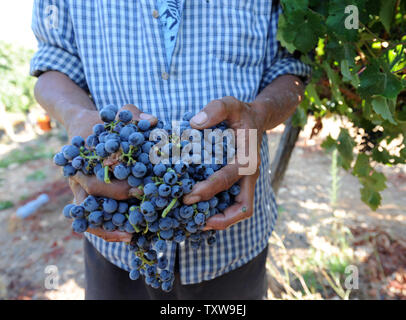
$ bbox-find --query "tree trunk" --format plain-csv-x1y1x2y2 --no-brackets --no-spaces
270,116,302,194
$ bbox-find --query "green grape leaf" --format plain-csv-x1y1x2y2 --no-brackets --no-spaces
360,186,381,211
326,1,359,41
277,15,297,53
278,5,324,54
341,59,352,80
294,23,318,53
396,107,406,123
337,128,355,169
379,0,397,32
275,1,404,210
358,63,387,97
292,103,308,127
367,171,387,192
353,153,371,177
372,148,390,164
305,83,323,108
281,0,309,15
297,11,325,53
321,135,337,153
400,147,406,159
323,61,345,106
341,59,360,86
382,72,404,99
371,97,397,125
359,170,387,193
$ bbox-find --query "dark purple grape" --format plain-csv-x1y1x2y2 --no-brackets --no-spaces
83,195,99,212
62,145,80,160
105,139,120,153
113,164,130,180
63,164,77,177
88,210,104,226
128,132,145,146
100,108,116,122
163,171,177,185
62,204,75,219
132,162,147,178
93,123,105,136
118,109,133,123
138,119,151,131
72,218,88,233
71,136,85,148
112,213,126,226
72,156,84,169
53,152,68,166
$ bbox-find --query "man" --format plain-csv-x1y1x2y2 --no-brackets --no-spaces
31,0,311,299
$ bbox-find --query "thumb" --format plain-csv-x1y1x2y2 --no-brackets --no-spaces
190,99,231,129
69,178,88,204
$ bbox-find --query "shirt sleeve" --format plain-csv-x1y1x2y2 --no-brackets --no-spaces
30,0,88,91
259,1,312,91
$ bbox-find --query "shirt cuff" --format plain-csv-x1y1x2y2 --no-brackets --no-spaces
260,58,312,91
30,43,88,91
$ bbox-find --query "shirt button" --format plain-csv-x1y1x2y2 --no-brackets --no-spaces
152,10,159,18
161,72,169,80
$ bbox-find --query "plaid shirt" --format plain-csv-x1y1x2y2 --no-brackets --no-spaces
31,0,311,285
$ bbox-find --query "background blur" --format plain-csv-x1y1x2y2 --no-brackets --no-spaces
0,1,405,300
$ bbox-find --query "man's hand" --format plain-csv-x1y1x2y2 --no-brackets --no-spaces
34,72,159,242
182,75,305,230
66,104,157,242
183,96,263,231
67,104,157,201
69,178,133,242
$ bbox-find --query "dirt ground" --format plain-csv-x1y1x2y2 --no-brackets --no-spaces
0,120,405,300
269,118,406,300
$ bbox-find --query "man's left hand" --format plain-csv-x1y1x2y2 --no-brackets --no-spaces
183,96,264,231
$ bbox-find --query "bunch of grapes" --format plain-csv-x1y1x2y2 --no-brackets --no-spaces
55,104,240,291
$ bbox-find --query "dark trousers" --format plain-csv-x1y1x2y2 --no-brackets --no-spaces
84,238,268,300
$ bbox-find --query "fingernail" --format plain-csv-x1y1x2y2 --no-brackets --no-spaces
140,113,154,120
191,112,208,125
185,195,201,204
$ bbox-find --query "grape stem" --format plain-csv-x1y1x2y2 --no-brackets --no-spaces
136,251,154,266
104,165,111,184
125,214,141,233
121,145,137,165
162,198,178,218
105,120,118,132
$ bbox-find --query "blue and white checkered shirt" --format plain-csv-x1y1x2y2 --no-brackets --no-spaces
31,0,311,285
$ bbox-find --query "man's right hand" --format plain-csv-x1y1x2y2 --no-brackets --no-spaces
34,73,158,241
67,104,157,201
66,104,157,241
69,178,133,242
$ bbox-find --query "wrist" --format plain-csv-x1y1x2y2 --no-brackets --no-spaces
65,108,98,136
246,100,271,134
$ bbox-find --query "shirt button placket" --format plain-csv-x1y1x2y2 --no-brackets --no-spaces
152,9,168,80
161,72,169,80
152,9,159,19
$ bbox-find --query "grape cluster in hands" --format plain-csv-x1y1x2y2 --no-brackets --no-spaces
55,104,240,292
